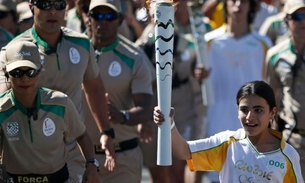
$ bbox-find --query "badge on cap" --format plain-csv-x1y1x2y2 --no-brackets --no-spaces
69,47,80,64
42,118,56,136
108,61,122,77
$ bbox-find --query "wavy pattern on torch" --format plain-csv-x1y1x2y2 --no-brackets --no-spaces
155,19,174,29
156,48,174,55
157,73,171,81
155,34,174,42
156,61,172,70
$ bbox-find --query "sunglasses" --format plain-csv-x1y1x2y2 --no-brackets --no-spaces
33,0,67,11
0,11,9,19
9,69,40,78
288,13,305,22
90,12,120,22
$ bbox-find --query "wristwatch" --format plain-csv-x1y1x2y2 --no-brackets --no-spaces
100,128,115,139
121,110,130,124
86,158,100,172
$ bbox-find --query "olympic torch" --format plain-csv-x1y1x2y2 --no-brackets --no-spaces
154,0,175,166
188,3,214,106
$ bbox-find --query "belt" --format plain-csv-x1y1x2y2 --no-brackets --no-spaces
292,128,305,136
95,137,139,154
8,163,69,183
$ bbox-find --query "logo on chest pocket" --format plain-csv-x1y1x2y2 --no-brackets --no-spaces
42,118,56,136
69,47,80,64
108,61,122,77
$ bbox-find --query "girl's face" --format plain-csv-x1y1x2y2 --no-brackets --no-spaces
238,94,276,137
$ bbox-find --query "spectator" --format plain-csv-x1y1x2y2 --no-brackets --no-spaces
0,41,99,183
66,0,90,34
16,1,34,33
0,0,115,181
252,0,278,31
0,0,19,36
259,0,288,45
0,26,13,49
265,0,305,178
202,0,225,29
84,0,154,182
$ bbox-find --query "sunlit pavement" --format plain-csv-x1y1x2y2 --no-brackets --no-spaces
141,167,212,183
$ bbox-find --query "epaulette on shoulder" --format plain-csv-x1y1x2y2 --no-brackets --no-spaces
9,29,32,44
62,27,88,39
0,90,14,113
62,27,91,52
40,87,68,106
267,39,290,67
117,35,141,58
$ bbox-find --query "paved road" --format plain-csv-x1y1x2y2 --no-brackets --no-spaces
141,167,212,183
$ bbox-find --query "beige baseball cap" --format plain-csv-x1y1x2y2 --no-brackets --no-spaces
284,0,305,14
5,41,41,72
89,0,121,13
0,0,16,12
17,1,33,21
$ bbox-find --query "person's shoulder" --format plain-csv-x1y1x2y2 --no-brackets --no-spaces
62,27,90,40
282,140,301,158
251,30,273,48
268,38,290,54
118,35,141,52
39,87,69,105
267,38,291,65
8,29,32,44
0,90,14,115
215,128,246,142
260,12,285,29
117,35,143,57
61,27,92,51
259,12,285,35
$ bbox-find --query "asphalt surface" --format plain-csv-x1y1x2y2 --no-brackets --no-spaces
141,167,212,183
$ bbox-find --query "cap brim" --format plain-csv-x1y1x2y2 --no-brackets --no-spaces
0,5,9,12
286,5,305,14
19,11,33,20
6,60,39,72
90,3,119,13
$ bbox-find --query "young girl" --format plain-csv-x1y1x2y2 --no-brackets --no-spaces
153,80,304,182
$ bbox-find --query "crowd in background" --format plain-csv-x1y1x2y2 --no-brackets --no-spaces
0,0,304,183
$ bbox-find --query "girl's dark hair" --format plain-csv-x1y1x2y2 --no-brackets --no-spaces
236,80,276,110
223,0,257,24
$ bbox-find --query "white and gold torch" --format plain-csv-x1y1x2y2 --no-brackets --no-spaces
188,3,214,106
154,0,175,166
